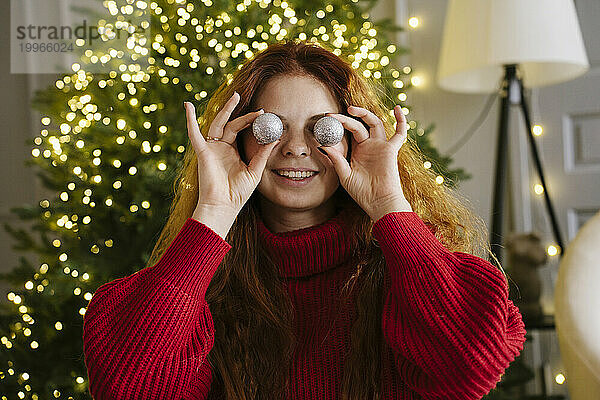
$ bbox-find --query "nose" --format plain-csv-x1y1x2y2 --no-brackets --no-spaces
279,128,312,157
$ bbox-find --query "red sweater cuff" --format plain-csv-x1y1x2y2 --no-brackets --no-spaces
148,217,232,298
372,211,450,267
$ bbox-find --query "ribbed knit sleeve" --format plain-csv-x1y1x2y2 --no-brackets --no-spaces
372,211,526,400
83,217,231,400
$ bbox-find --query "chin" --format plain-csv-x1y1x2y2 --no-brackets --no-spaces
268,194,323,211
257,187,321,209
256,173,340,209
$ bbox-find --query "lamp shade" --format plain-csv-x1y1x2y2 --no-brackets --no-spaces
437,0,590,93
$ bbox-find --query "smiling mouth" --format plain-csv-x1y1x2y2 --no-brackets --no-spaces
272,169,319,180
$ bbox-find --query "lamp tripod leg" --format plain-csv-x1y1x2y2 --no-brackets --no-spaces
516,77,565,255
489,65,516,266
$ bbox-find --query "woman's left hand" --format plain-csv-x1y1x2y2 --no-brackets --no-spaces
319,105,413,222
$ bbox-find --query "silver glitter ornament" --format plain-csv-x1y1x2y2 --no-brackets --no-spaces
314,116,344,146
252,112,283,144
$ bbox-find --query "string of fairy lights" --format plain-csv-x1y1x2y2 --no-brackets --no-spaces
1,0,562,397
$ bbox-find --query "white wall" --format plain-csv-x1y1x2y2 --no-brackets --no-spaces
0,0,57,296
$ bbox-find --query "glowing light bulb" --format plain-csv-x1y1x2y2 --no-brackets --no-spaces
411,76,423,87
534,184,544,195
533,125,543,136
408,17,419,28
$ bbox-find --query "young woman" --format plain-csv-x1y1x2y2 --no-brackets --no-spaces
83,40,526,400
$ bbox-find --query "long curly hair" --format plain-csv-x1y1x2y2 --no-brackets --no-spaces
146,39,507,399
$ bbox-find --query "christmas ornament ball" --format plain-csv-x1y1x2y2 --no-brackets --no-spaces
252,112,283,144
314,116,344,146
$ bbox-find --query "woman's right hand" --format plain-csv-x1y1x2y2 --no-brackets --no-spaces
184,92,279,238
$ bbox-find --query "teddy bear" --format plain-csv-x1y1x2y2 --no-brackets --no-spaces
504,232,548,324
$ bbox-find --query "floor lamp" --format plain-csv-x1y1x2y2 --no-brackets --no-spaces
436,0,589,266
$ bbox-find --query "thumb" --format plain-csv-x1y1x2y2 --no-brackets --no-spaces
318,146,351,183
247,140,280,182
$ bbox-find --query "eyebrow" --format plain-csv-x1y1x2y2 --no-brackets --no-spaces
273,112,330,122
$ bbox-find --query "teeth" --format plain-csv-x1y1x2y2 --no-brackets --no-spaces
275,170,316,178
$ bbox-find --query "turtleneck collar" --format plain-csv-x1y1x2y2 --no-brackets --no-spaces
256,206,356,278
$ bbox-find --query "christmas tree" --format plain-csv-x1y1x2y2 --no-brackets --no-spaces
1,0,471,397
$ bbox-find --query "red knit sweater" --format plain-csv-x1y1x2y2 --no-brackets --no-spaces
83,207,526,399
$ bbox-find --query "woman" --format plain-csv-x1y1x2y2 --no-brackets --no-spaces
83,40,526,400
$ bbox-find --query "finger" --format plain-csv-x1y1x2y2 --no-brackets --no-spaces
318,146,351,183
247,139,281,182
325,113,370,143
389,105,408,148
221,108,264,143
184,101,207,152
347,105,387,141
208,91,240,139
